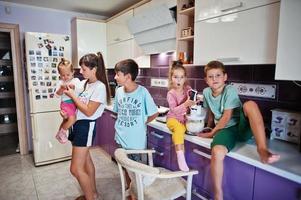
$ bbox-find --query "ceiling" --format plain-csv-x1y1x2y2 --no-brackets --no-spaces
1,0,143,17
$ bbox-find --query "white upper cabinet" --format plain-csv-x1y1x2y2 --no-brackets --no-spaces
193,2,280,65
275,0,301,81
107,10,133,45
195,0,279,22
71,18,107,68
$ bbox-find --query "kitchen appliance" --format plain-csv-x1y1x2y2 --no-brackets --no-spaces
270,109,301,144
25,32,72,166
186,104,206,135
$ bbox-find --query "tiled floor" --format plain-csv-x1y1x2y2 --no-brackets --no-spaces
0,148,122,200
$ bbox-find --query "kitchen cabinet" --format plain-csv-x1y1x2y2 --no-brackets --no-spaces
176,0,195,65
253,168,301,200
195,0,279,22
71,18,107,68
147,126,173,169
95,110,118,157
194,2,280,65
275,0,301,81
185,141,255,200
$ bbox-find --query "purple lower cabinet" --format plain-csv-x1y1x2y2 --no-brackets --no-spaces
222,157,255,200
185,141,214,198
253,168,301,200
147,141,171,169
94,111,109,148
105,110,117,157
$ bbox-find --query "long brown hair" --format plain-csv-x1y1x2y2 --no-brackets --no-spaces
168,60,188,89
79,52,111,104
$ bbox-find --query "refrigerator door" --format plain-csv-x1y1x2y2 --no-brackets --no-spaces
31,111,71,166
25,32,71,113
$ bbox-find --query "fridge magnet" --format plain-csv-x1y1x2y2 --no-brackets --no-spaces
52,51,58,56
44,76,50,80
31,69,37,74
38,76,43,80
33,81,38,86
36,50,41,55
40,82,45,86
53,46,57,51
49,93,54,98
30,56,35,61
64,36,70,41
44,39,49,45
46,81,51,86
30,63,36,67
42,95,47,99
31,76,37,80
42,89,47,93
43,57,49,62
44,68,50,74
37,56,42,62
59,46,64,51
44,63,50,68
52,76,57,81
35,95,41,100
37,68,43,74
29,50,34,55
38,63,43,68
53,57,58,62
48,88,53,93
59,52,64,57
35,89,40,94
37,43,43,48
51,69,57,74
51,63,57,68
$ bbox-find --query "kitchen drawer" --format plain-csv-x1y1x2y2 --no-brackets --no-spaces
147,126,172,147
147,142,171,169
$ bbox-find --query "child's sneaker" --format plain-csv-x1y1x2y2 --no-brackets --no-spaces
55,128,68,144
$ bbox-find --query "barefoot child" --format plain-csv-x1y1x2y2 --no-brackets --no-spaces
55,58,80,143
166,61,196,171
199,60,280,200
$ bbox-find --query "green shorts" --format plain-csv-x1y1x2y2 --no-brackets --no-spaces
211,108,253,152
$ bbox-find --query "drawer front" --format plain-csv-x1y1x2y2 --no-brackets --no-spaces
147,142,171,169
147,126,172,147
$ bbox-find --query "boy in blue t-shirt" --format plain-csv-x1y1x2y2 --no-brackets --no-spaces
199,60,280,200
113,59,158,150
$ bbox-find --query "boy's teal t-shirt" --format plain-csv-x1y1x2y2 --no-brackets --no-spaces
113,85,158,149
203,84,241,128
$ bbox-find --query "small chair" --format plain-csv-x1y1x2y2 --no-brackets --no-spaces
114,148,198,200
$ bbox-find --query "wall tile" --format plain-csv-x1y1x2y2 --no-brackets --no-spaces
252,65,275,81
278,81,301,103
186,65,205,79
226,65,253,81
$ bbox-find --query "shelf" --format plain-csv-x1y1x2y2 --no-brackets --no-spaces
0,76,13,82
183,64,195,67
0,92,15,99
179,7,195,16
0,60,12,66
0,123,17,134
0,107,16,114
178,35,194,41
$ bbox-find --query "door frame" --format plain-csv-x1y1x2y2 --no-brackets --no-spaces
0,23,28,155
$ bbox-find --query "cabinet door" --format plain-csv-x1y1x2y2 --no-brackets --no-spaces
253,168,301,200
107,10,133,45
107,40,133,69
195,0,279,22
94,111,109,149
72,19,106,68
107,112,118,157
194,3,280,65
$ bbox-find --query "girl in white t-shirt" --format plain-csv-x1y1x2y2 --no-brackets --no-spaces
63,52,111,200
55,58,81,144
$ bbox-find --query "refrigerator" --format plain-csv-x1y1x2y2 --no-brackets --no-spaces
25,32,72,166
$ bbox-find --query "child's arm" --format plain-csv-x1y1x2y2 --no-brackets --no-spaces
56,84,66,96
199,109,233,138
167,93,195,115
146,112,159,124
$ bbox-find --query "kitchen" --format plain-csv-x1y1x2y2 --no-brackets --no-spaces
0,0,301,199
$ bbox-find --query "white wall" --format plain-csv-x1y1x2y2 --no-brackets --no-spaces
0,1,106,151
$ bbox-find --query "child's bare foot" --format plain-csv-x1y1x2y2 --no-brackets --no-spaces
257,148,280,164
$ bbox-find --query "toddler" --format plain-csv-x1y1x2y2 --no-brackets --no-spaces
166,61,196,171
55,58,80,144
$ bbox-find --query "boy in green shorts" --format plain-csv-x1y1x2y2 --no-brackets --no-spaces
199,60,280,200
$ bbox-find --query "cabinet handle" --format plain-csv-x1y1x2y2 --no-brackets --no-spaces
152,148,164,156
114,38,121,41
193,149,211,159
221,2,243,12
110,114,117,119
150,131,164,139
192,188,211,200
217,57,240,63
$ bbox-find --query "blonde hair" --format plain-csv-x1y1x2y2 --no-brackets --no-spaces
168,60,188,89
57,58,74,74
204,60,226,76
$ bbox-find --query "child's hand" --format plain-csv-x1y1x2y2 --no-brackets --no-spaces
63,85,76,98
197,127,214,138
68,84,75,90
184,99,196,107
60,110,68,119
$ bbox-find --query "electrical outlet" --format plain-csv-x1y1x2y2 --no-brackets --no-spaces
230,82,276,99
151,78,168,87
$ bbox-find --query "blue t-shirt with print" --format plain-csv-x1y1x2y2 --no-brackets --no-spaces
113,85,158,149
203,84,241,128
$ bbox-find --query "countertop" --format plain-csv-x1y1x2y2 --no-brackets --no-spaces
105,104,301,184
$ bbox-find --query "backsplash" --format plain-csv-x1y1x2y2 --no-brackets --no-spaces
107,53,301,128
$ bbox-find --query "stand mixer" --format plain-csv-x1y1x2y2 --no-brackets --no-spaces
185,90,206,135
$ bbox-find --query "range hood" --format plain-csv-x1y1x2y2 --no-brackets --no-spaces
128,4,176,54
